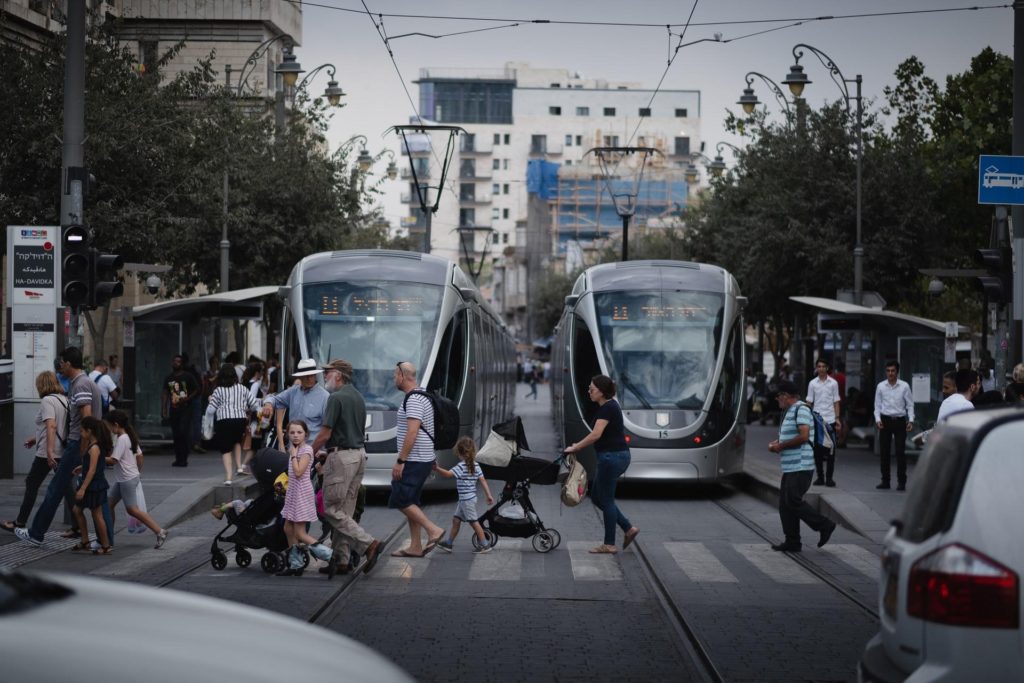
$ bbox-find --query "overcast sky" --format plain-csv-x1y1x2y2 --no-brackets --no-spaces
297,0,1012,227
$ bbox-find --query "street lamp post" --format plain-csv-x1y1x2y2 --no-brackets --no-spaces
783,44,864,305
585,146,660,261
737,72,793,117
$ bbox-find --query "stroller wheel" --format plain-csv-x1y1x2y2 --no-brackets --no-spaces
260,552,279,573
300,548,311,568
532,531,555,554
211,550,228,571
235,548,252,568
473,529,496,550
547,528,562,549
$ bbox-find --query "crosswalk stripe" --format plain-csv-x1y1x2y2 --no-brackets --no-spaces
664,542,739,583
374,542,433,579
89,536,206,577
470,539,524,580
567,541,623,581
733,543,817,584
821,543,880,579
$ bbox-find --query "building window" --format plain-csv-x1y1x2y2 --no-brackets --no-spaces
675,108,688,117
502,159,510,170
565,159,572,166
639,107,651,117
531,135,548,154
459,159,476,178
459,208,476,227
564,134,572,147
575,135,583,146
674,136,691,156
603,107,616,116
503,183,509,194
492,208,501,220
493,232,500,243
493,133,501,145
140,40,158,73
576,106,589,116
503,208,510,219
492,183,500,195
550,83,561,88
549,106,562,115
493,158,501,170
504,134,510,144
420,80,513,124
502,232,509,244
603,135,620,147
460,183,476,202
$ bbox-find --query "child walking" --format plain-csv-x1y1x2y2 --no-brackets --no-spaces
73,417,112,554
103,410,168,549
433,436,494,553
278,420,334,576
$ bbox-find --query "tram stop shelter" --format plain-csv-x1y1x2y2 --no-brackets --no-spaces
790,296,968,447
122,286,278,442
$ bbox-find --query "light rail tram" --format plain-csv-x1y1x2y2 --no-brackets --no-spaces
278,250,517,488
551,260,746,482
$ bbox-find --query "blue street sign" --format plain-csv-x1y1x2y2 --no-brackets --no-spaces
979,155,1024,205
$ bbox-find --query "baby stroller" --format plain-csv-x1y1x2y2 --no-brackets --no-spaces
477,417,565,553
209,448,311,573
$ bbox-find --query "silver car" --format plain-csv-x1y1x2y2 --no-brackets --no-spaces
859,406,1023,682
0,570,414,683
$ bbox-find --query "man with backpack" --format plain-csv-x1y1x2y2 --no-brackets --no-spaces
388,361,447,558
766,381,836,553
89,359,120,415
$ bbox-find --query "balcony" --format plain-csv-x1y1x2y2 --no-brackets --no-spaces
529,141,564,156
460,138,494,155
458,170,492,181
458,193,493,205
400,166,431,180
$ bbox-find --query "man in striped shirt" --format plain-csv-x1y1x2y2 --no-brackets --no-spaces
767,381,836,553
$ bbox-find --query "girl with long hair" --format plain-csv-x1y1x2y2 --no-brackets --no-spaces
73,416,112,554
103,410,169,549
433,436,494,553
277,420,334,576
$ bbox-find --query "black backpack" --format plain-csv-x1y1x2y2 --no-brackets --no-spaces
402,389,461,450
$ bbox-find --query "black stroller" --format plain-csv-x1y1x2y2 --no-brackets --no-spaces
208,448,311,573
477,417,565,553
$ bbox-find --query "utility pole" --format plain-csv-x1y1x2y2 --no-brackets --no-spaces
61,0,87,348
1013,1,1024,367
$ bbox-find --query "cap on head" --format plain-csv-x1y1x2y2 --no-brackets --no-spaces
321,359,353,381
292,358,323,378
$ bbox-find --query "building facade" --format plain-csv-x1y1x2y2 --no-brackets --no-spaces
405,62,701,339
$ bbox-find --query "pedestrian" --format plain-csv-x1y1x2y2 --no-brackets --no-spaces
162,354,200,467
309,359,381,577
388,361,447,558
937,369,980,421
263,358,328,451
767,381,836,553
806,358,841,487
240,361,266,470
206,363,261,485
831,361,848,446
224,351,245,383
16,347,114,548
107,354,122,389
102,410,168,549
71,416,112,555
525,365,539,399
1,371,70,533
277,420,334,576
873,361,914,491
88,358,119,415
564,375,639,554
914,371,959,448
434,436,495,553
1005,363,1024,403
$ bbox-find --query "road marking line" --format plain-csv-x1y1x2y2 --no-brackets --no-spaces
733,543,817,584
821,543,880,579
470,539,523,580
568,541,623,581
374,539,433,579
664,542,739,583
90,536,207,577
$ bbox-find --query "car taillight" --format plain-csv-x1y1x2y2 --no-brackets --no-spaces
907,543,1019,629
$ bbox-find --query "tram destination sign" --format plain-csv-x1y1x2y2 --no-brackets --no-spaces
979,154,1024,205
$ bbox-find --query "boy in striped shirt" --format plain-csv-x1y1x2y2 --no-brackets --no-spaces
767,381,836,552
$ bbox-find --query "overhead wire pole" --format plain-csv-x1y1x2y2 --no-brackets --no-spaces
1013,0,1024,366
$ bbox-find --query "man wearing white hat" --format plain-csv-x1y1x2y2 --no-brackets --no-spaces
261,358,329,449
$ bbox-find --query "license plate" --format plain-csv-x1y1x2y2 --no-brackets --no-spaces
882,550,900,620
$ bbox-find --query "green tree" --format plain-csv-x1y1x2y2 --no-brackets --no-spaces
532,269,577,337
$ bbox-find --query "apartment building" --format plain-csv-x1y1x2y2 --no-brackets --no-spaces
405,62,701,337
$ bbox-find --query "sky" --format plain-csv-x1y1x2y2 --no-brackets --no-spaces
296,0,1013,228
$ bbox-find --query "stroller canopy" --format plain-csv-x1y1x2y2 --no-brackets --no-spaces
252,448,289,490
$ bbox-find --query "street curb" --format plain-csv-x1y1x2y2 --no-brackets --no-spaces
148,476,262,530
734,471,890,547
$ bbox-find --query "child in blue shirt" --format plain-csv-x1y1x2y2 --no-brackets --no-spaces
433,437,494,553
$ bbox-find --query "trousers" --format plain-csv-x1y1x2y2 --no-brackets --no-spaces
778,470,832,545
323,448,374,560
878,415,908,485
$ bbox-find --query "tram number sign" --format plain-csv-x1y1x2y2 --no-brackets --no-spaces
658,430,669,439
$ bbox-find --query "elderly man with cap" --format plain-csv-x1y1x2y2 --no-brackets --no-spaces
261,359,329,450
767,380,836,553
310,359,381,578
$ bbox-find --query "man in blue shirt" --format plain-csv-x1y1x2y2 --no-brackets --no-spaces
767,381,836,552
261,358,329,449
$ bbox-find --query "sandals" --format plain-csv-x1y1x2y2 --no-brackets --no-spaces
0,520,22,533
60,529,79,539
92,546,113,555
70,541,91,551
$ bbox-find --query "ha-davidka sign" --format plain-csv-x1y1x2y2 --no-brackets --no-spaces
10,226,57,305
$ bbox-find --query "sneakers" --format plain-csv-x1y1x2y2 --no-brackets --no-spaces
770,542,801,552
437,540,454,553
155,529,169,549
223,480,233,486
472,543,492,554
14,527,41,547
210,507,225,520
817,521,837,548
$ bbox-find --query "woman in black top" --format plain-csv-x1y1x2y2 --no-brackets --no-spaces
564,375,639,554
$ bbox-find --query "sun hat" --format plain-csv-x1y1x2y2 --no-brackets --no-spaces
292,358,323,378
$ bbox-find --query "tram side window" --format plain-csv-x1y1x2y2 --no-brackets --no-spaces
706,320,743,440
429,310,468,401
572,315,601,424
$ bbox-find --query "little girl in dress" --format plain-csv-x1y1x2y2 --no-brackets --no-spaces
278,420,334,576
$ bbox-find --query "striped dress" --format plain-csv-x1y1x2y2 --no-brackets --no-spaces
281,444,317,523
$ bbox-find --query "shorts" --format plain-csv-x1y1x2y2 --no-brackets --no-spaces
212,418,247,453
453,498,478,523
388,460,433,510
109,477,141,509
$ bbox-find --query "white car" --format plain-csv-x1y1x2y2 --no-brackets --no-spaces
0,570,413,683
859,406,1023,682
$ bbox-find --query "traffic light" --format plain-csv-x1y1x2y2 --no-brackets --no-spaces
974,247,1013,305
61,224,90,309
88,249,124,309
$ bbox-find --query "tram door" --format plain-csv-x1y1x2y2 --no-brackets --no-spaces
898,336,945,437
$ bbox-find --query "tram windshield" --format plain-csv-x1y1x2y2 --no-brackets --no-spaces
302,281,443,410
594,290,725,410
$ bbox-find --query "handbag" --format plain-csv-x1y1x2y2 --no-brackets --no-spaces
560,453,588,507
202,412,215,441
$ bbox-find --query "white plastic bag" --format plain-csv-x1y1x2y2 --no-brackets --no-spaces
127,480,148,534
202,411,215,441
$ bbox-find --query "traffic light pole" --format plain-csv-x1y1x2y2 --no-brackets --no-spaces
61,0,87,348
1013,1,1024,367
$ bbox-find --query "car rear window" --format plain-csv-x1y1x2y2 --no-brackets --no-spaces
897,429,972,543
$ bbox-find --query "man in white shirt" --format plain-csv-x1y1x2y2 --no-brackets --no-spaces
88,359,120,415
937,369,979,421
806,358,841,487
873,361,915,491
